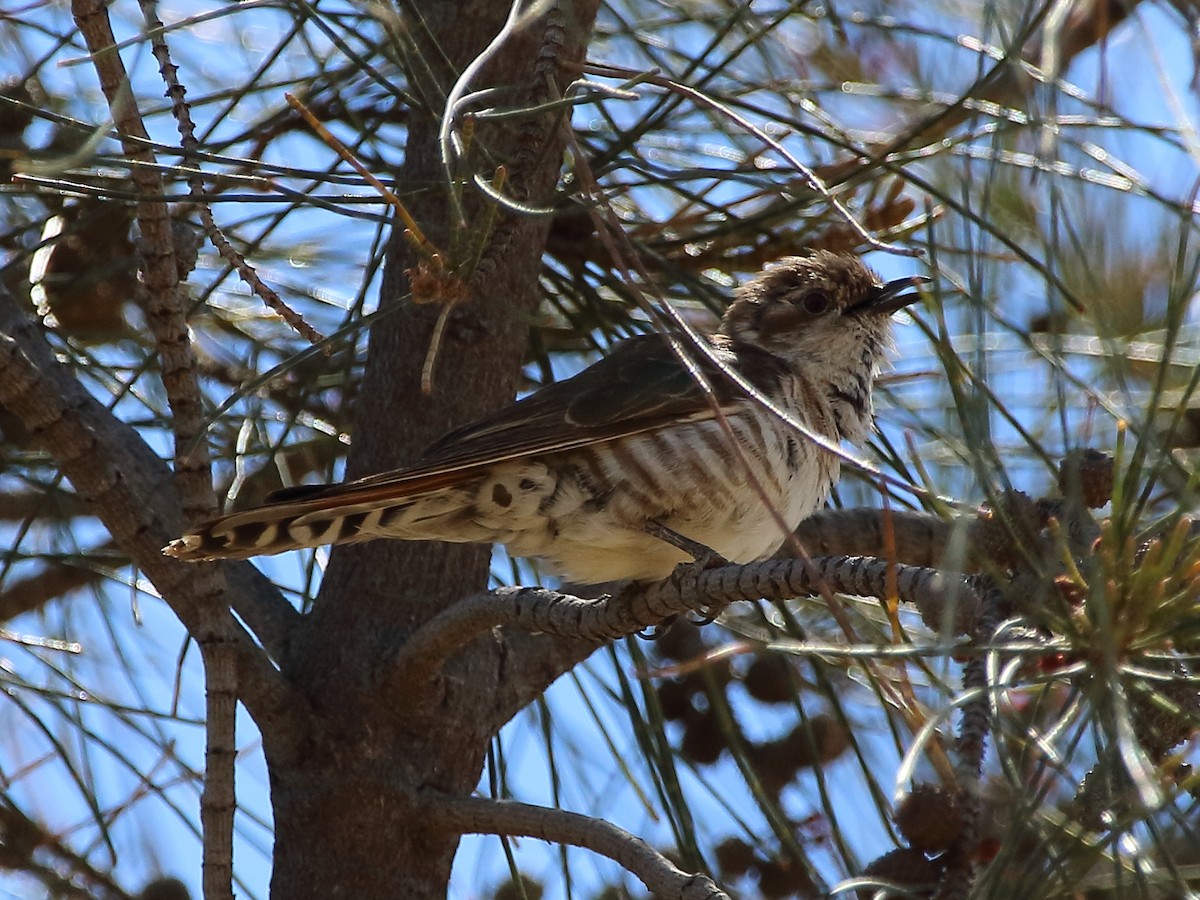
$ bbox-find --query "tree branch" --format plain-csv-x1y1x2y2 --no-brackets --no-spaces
792,508,954,568
0,286,299,717
385,556,982,700
70,0,214,521
69,0,243,890
425,793,729,900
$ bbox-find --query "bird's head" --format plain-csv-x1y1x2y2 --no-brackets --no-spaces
719,251,927,372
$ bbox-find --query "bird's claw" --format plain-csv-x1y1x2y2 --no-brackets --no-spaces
636,616,676,640
665,553,727,628
667,550,729,582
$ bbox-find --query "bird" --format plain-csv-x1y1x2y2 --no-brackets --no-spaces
164,251,927,584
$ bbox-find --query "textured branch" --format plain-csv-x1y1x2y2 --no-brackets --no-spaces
67,4,239,890
427,794,729,900
70,0,214,522
142,0,322,347
129,3,243,890
792,508,954,568
386,556,981,696
0,286,299,715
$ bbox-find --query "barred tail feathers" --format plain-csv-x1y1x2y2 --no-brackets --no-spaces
162,487,474,561
164,502,378,561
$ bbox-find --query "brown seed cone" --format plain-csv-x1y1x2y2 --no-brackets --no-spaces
894,784,967,854
745,735,801,795
682,656,734,693
968,490,1042,569
680,710,726,765
784,713,851,769
747,713,852,792
493,874,544,900
714,836,757,877
858,848,944,898
1129,668,1200,758
744,652,797,704
0,77,33,138
138,880,190,900
1068,763,1121,831
654,618,707,662
655,678,696,722
757,858,818,899
1058,448,1115,508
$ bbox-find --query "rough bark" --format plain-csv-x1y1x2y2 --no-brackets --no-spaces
266,2,601,896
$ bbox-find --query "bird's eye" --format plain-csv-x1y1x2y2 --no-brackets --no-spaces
798,290,832,316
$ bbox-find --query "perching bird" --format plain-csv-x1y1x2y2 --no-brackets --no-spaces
165,252,927,583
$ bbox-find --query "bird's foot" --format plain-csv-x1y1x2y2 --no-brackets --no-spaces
666,551,728,628
643,521,727,570
635,523,728,636
634,561,726,637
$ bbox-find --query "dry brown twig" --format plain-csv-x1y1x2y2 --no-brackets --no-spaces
67,3,246,895
284,91,470,391
143,35,325,349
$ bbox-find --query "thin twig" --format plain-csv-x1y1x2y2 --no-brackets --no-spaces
128,5,241,894
285,92,438,262
138,15,324,348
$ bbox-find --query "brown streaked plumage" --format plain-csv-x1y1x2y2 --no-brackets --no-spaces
164,252,927,583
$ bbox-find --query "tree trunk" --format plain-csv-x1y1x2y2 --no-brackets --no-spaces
265,1,600,895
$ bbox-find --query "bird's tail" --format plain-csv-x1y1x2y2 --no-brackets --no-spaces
162,475,474,561
164,499,382,561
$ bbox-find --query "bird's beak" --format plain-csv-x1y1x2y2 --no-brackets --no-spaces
851,275,932,316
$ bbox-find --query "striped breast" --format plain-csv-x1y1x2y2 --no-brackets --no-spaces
484,400,840,583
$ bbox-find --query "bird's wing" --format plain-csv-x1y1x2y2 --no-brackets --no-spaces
414,333,742,465
223,334,749,518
